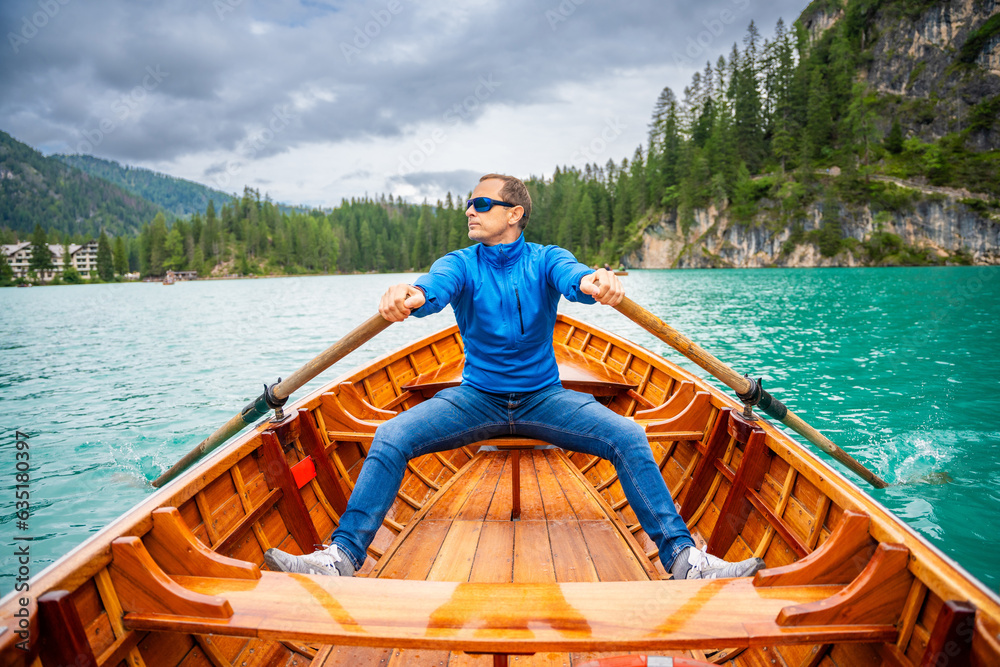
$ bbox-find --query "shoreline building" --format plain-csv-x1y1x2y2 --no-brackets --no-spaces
1,240,100,281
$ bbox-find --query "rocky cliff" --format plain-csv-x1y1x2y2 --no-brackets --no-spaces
625,183,1000,268
626,0,1000,269
801,0,1000,149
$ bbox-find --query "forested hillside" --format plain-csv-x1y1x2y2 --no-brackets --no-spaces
0,131,164,239
53,154,235,218
5,0,998,279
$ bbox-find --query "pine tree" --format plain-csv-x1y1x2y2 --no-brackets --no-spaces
358,218,374,271
577,192,596,261
804,68,832,162
827,27,856,125
611,163,631,248
692,97,714,147
714,55,727,101
192,245,205,276
113,236,129,275
447,194,466,249
163,226,185,271
411,204,432,269
772,116,796,173
0,253,13,284
650,88,682,209
97,229,114,280
846,83,880,172
885,119,904,154
731,161,756,221
557,213,573,251
29,224,52,276
203,199,219,260
148,212,168,277
732,23,765,172
629,147,648,214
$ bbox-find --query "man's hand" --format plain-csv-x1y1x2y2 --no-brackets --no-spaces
579,269,624,306
379,284,426,322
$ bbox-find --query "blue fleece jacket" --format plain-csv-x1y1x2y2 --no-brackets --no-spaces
412,234,596,393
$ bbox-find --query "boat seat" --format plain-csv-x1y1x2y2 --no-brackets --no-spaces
634,381,698,421
401,350,637,399
108,504,919,656
119,572,875,652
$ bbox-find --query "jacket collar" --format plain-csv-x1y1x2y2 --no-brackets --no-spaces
477,233,525,267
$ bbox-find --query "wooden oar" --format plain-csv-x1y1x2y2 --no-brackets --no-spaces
152,313,392,488
613,297,889,489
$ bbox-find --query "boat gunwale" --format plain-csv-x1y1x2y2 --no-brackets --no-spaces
553,312,1000,614
2,313,998,656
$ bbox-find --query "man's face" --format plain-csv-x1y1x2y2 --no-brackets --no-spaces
466,179,522,246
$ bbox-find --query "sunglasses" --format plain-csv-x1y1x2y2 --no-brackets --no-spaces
466,197,516,212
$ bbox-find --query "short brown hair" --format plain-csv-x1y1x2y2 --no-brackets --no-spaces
479,173,531,229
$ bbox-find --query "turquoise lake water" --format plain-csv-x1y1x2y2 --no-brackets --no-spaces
1,267,998,596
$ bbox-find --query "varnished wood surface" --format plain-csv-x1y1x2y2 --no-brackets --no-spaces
402,345,636,397
372,450,653,584
124,574,879,651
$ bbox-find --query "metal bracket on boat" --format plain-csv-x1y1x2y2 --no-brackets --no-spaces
735,375,790,423
264,378,289,422
236,379,290,429
735,375,763,421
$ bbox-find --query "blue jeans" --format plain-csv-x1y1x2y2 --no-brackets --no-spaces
330,384,695,571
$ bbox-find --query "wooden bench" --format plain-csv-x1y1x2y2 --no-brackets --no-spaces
101,504,938,659
31,503,1000,667
401,349,638,399
120,572,874,651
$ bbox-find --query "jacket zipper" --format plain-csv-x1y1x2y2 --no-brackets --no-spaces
498,244,522,346
514,287,525,335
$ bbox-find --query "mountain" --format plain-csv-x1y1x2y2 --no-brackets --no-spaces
621,0,1000,269
53,154,235,218
0,131,163,239
801,0,1000,152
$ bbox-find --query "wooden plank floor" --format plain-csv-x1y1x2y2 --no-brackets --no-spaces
318,450,718,667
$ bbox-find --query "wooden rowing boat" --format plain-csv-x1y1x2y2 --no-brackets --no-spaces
3,313,999,667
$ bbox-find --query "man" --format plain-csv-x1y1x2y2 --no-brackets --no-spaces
265,173,765,580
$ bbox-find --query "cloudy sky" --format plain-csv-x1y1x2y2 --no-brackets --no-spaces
2,0,805,208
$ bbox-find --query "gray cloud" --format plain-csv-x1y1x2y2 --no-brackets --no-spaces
1,0,806,203
389,169,483,200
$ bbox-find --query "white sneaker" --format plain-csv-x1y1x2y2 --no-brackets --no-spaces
263,544,356,576
671,545,765,580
